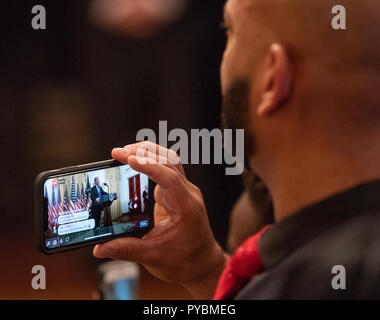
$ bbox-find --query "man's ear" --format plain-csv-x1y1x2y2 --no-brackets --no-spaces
256,44,292,116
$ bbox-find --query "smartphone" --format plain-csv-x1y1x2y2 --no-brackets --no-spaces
34,159,154,254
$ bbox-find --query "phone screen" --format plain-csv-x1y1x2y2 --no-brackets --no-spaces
42,164,151,250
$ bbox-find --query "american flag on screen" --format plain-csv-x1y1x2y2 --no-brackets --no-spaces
51,185,58,221
76,184,82,210
70,177,76,212
57,186,63,216
45,186,52,222
44,186,54,232
81,184,85,209
64,186,69,212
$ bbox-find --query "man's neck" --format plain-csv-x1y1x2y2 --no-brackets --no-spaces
263,138,380,221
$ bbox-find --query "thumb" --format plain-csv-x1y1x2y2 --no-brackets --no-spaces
93,237,154,264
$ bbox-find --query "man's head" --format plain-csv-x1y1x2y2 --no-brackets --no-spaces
221,0,380,183
94,177,100,186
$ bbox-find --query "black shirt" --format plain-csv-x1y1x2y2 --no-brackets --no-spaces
235,179,380,299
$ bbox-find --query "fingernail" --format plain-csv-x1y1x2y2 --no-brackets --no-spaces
96,245,112,258
94,245,103,257
114,147,127,154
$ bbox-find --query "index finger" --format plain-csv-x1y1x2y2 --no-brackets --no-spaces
113,148,178,188
123,141,185,174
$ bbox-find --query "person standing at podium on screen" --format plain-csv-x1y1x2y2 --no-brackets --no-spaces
90,177,108,231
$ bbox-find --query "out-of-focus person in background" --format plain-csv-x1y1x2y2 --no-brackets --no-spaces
227,171,273,253
89,0,188,38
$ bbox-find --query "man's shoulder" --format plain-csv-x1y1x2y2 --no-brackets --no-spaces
236,208,380,299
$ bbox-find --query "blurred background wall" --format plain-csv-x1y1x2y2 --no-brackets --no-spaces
0,0,242,299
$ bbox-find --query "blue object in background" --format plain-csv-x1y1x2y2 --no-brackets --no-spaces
104,277,139,300
139,220,148,228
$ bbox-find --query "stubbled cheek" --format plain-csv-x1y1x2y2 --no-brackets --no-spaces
220,43,238,93
220,56,230,93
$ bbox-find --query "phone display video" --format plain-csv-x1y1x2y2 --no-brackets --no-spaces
35,160,153,254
